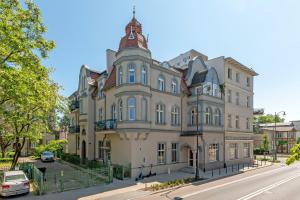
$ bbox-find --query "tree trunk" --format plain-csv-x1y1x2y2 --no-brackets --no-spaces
1,149,6,158
10,137,25,170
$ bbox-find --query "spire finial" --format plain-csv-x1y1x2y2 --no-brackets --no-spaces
133,5,135,18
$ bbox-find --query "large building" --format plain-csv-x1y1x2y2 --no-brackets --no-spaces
67,12,258,178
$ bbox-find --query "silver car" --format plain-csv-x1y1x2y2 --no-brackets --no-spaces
41,151,54,162
0,170,30,197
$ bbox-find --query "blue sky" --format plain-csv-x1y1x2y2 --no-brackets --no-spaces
35,0,300,121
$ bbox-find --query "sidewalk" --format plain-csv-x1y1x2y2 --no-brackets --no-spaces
17,161,274,200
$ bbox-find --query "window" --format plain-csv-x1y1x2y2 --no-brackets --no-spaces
236,72,240,83
171,143,179,163
141,98,147,121
157,143,166,164
228,114,232,128
246,118,250,129
209,144,219,162
141,65,147,85
98,141,104,160
243,143,250,158
118,100,123,121
111,104,116,120
156,104,165,124
158,76,165,91
246,77,250,87
191,107,197,125
228,68,232,79
128,63,135,83
236,92,239,105
98,83,104,98
205,107,212,125
196,86,202,95
228,90,232,103
79,100,83,113
235,116,240,128
118,66,123,85
128,98,136,120
171,106,180,125
229,143,238,159
99,108,103,121
214,109,221,126
171,80,177,94
246,96,250,108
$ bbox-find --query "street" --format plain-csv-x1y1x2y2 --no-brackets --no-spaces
135,163,300,200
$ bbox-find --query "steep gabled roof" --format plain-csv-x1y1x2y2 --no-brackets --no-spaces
103,65,116,90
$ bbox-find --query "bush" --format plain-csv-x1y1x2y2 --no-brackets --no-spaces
34,139,68,157
6,151,15,158
60,153,80,165
150,178,194,191
0,158,13,162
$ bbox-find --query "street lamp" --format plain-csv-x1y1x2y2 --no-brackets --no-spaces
273,111,286,161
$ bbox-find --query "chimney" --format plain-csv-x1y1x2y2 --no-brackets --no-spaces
106,49,116,75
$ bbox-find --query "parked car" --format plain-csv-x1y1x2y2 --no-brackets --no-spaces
0,170,30,197
41,151,54,162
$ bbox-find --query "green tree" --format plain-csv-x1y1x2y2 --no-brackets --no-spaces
261,133,270,159
286,144,300,165
35,139,68,157
257,114,284,124
0,0,60,169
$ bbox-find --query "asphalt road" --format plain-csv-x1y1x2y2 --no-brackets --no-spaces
137,163,300,200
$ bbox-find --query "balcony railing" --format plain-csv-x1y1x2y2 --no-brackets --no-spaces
95,119,117,131
69,125,80,133
70,100,79,111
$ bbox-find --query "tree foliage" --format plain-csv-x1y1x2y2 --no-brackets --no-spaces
286,144,300,165
261,133,270,159
35,139,68,157
256,114,284,124
0,0,60,169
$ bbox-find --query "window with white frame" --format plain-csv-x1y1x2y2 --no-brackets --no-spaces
141,98,147,121
111,104,116,120
118,100,123,121
171,80,177,94
118,66,123,85
205,107,212,125
141,65,147,85
171,106,180,125
156,104,165,124
196,86,202,95
214,109,221,126
228,114,232,128
158,76,165,91
128,98,136,120
98,141,104,160
229,143,238,159
191,107,197,125
157,143,166,164
128,63,135,83
171,143,179,163
235,115,240,128
236,72,240,83
243,143,250,158
228,68,232,79
228,89,232,103
236,92,239,105
209,144,219,162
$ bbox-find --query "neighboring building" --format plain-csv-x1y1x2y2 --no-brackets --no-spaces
21,133,57,156
291,120,300,139
254,122,297,154
67,11,258,178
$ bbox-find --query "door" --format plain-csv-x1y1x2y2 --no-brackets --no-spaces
81,140,86,160
189,150,193,167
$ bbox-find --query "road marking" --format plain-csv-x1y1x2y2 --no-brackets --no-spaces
236,173,300,200
180,166,290,199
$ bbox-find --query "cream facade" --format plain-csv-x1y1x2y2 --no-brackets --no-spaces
67,14,257,178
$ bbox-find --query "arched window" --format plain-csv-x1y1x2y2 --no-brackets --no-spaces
158,75,165,91
214,108,221,126
156,104,165,124
118,100,123,121
111,104,116,120
118,66,123,85
191,107,197,125
205,107,212,125
171,106,180,125
141,98,147,121
141,65,147,85
128,98,136,120
128,63,135,84
171,80,178,94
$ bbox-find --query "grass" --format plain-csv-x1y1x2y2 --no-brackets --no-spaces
149,177,197,191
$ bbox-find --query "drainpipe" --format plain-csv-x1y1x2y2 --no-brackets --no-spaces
93,96,96,160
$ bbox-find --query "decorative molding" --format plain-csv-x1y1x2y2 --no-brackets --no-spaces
115,90,152,98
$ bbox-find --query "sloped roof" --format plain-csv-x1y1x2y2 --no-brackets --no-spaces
103,65,116,90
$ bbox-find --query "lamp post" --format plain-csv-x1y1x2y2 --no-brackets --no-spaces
273,111,286,161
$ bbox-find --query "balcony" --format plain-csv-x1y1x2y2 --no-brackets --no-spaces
70,100,79,111
95,119,117,131
69,125,80,133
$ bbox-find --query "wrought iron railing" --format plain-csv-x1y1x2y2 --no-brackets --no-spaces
69,125,80,133
95,119,117,131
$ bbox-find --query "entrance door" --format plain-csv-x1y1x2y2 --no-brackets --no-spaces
189,150,193,167
81,140,86,160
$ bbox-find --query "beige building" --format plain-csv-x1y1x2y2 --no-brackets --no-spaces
67,13,258,178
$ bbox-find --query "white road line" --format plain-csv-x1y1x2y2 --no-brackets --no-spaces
237,173,300,200
180,166,290,199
